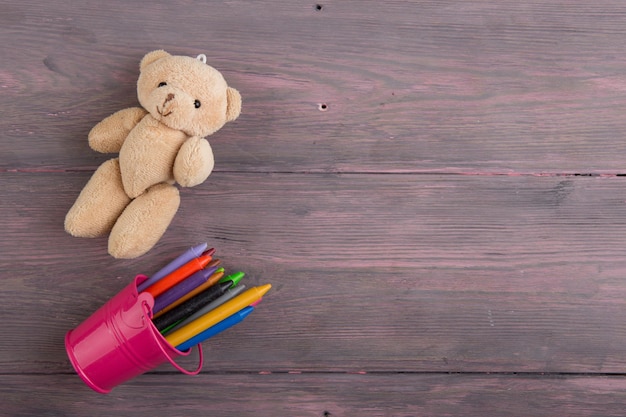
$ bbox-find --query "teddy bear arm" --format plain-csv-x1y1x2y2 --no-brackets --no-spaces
88,107,148,153
173,137,215,187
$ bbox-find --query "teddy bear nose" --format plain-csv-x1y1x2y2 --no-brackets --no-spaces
164,93,175,103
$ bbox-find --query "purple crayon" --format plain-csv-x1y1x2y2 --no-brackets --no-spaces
138,243,209,292
152,265,219,313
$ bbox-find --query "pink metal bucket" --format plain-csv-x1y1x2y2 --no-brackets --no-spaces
65,275,203,393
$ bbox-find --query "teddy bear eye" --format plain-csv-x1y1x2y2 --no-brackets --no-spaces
158,82,167,87
194,100,201,109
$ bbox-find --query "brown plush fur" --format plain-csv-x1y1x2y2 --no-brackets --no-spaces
65,50,242,259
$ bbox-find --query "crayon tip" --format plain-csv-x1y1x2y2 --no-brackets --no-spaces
203,265,219,277
207,258,221,268
203,248,216,256
219,280,233,290
225,273,244,288
257,283,272,297
219,271,244,285
195,253,213,268
240,305,255,319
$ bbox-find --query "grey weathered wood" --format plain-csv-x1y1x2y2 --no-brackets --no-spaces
3,1,626,173
4,374,626,417
2,0,626,414
1,173,625,375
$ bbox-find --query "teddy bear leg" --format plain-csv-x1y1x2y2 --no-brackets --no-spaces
107,183,180,259
65,158,131,237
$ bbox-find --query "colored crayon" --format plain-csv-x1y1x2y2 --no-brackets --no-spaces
153,281,233,331
218,271,244,286
152,268,225,318
249,298,263,308
206,258,221,269
143,253,213,298
165,284,271,347
168,284,247,333
160,320,182,335
151,265,219,313
176,306,255,351
156,270,231,329
137,243,209,291
218,272,243,289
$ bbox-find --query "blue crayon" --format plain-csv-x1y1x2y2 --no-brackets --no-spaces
176,306,254,351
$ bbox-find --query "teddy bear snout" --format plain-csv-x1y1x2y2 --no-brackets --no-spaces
158,93,176,117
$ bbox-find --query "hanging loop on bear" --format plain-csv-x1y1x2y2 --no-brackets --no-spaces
196,54,207,64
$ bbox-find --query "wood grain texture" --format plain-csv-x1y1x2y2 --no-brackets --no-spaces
4,374,626,417
3,1,626,173
2,173,625,374
2,0,626,413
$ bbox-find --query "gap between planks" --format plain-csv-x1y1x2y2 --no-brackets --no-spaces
3,167,626,177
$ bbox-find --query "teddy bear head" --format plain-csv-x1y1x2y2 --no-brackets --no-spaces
137,50,241,137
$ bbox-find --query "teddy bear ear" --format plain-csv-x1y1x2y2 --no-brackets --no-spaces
226,87,242,122
140,50,171,71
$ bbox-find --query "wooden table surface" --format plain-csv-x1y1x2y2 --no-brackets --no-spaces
2,1,626,415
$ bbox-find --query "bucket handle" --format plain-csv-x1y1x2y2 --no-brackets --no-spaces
142,300,204,375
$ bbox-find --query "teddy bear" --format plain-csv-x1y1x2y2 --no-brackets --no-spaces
65,50,241,259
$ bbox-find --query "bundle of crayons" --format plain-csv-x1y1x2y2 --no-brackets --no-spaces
138,243,271,351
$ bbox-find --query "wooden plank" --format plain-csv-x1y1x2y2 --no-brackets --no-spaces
4,1,626,173
1,172,626,373
3,373,626,417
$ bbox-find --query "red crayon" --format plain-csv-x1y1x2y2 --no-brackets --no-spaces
143,253,212,298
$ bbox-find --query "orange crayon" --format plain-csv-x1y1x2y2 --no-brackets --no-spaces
143,253,212,298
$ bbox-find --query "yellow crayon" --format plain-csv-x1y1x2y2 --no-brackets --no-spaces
165,284,272,347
